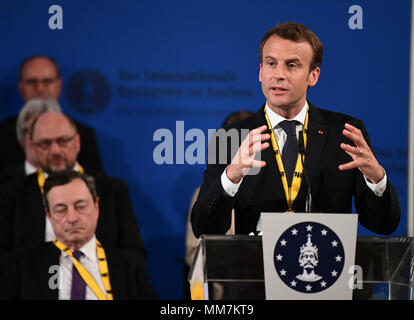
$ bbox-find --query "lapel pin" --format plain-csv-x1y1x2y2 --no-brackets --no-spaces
318,130,324,135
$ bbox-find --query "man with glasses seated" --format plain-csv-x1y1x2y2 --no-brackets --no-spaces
0,55,103,178
1,170,157,300
0,99,62,184
0,111,147,265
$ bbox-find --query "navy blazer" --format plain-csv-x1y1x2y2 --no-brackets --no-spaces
191,103,400,237
1,242,157,300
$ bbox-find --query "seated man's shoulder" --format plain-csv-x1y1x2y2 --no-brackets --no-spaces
87,171,128,193
0,115,17,130
0,172,38,196
0,163,25,187
88,171,124,184
13,242,57,264
105,247,158,300
72,119,95,134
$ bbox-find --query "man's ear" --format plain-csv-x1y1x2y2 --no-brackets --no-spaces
45,209,51,220
95,197,100,218
56,78,63,97
307,67,320,88
75,133,81,154
259,63,263,83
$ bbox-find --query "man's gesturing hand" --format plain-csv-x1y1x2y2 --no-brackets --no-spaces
338,123,385,184
226,125,270,183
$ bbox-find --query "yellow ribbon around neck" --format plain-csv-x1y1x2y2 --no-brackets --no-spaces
53,238,114,300
37,164,84,194
264,104,309,212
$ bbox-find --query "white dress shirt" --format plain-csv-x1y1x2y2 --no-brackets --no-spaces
221,102,387,198
24,160,37,176
58,235,106,300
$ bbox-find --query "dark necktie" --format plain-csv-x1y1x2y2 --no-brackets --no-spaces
279,120,299,186
71,250,86,300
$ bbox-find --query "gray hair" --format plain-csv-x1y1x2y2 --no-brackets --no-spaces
16,99,62,144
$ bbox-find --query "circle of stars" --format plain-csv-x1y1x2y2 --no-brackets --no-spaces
273,222,345,294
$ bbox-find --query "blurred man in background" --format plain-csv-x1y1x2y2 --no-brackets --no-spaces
0,111,146,260
0,98,61,183
0,55,103,177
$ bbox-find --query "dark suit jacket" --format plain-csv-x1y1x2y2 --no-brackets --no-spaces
1,242,157,300
0,116,104,179
0,171,146,259
0,162,25,185
191,103,401,237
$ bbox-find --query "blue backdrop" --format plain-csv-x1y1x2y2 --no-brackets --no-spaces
0,0,410,299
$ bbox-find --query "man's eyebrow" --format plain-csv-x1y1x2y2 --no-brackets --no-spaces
263,56,302,64
285,58,302,64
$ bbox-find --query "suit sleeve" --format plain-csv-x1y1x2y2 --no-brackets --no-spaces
0,251,19,299
0,181,16,251
353,120,401,235
133,255,158,300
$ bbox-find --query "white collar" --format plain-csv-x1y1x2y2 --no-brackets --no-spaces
265,101,308,128
25,160,38,176
62,234,98,263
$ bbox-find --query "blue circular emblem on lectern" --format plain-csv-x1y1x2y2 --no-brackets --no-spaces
65,69,111,115
273,221,345,294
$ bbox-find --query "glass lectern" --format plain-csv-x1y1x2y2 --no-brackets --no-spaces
188,235,414,300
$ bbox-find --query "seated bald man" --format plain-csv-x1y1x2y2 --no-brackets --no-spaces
1,170,157,300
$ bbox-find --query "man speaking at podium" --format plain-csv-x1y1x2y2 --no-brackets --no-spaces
191,22,400,237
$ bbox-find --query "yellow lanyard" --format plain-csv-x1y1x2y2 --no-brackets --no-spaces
53,238,114,300
37,164,84,194
264,104,309,212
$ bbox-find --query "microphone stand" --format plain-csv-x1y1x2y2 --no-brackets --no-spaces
298,131,312,213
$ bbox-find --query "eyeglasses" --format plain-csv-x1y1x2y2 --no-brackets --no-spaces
21,77,59,87
32,133,77,151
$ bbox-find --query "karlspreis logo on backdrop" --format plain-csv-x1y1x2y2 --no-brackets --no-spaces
65,70,111,115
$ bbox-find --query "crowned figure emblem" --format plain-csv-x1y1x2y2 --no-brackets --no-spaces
296,234,322,282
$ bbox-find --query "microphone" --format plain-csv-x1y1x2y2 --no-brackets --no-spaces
298,131,312,213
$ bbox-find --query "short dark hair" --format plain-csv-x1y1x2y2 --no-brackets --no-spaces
19,55,60,81
259,22,323,72
42,170,98,212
